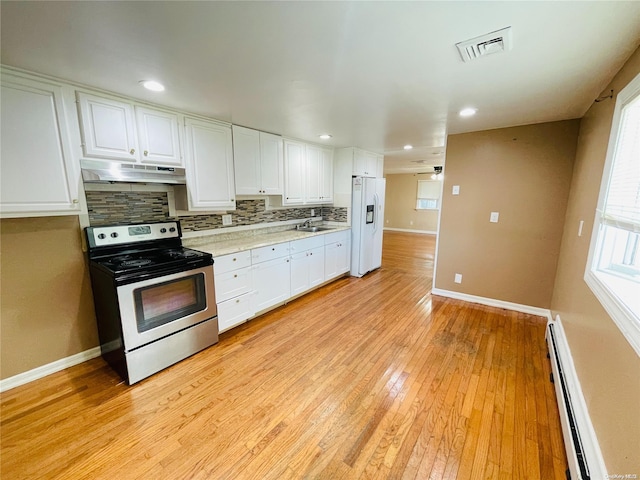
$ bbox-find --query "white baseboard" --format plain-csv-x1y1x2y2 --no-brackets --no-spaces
546,315,607,479
383,227,437,235
0,346,102,393
431,287,552,319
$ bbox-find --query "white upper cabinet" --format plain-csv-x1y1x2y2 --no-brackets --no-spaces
232,125,283,195
1,72,80,217
183,117,235,210
77,92,183,167
305,144,334,204
284,140,334,205
320,146,334,203
135,106,182,166
77,92,139,162
283,139,306,205
351,148,383,177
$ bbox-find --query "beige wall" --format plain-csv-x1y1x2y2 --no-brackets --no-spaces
0,216,98,379
550,48,640,474
384,174,439,232
435,120,579,308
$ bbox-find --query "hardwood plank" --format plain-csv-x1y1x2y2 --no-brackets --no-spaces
0,232,568,479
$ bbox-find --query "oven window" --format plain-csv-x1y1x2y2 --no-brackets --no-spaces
133,273,207,333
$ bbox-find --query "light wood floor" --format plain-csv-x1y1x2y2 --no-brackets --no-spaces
1,231,567,479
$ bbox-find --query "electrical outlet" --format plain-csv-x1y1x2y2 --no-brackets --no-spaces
409,220,413,226
452,185,460,195
490,212,499,223
578,220,584,237
454,273,462,284
222,214,232,226
311,209,315,217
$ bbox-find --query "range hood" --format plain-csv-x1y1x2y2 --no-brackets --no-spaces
81,159,186,184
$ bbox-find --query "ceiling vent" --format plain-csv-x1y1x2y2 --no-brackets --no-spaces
456,26,512,63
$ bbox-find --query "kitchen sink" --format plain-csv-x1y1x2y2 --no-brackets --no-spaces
297,226,335,232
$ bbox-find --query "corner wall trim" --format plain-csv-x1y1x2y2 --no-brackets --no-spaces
431,287,552,319
383,227,437,235
0,347,102,393
546,315,607,479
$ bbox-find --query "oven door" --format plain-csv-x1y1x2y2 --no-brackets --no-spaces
116,265,216,351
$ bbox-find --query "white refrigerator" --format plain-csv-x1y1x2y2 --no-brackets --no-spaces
351,176,386,277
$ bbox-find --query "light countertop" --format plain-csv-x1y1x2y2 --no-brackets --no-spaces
184,225,350,257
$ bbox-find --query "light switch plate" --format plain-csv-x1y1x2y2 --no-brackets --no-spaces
490,212,499,223
452,185,460,195
222,214,232,226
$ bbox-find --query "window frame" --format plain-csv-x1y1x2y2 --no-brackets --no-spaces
416,179,441,211
584,72,640,357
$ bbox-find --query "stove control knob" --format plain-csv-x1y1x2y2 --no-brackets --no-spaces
97,233,106,240
160,228,167,233
110,232,118,238
169,227,176,232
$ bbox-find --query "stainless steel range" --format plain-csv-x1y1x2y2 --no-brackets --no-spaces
85,221,218,384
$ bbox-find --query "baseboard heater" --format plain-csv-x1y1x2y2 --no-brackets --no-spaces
546,322,591,480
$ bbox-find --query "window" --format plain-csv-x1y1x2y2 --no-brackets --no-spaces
416,179,441,210
585,72,640,356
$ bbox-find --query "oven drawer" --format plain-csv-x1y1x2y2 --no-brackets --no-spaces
218,292,255,333
214,250,252,274
251,241,290,264
214,265,252,303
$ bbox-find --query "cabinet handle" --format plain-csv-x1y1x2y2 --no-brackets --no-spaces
130,148,136,155
236,299,240,303
272,248,275,251
72,199,79,204
232,258,236,261
234,274,238,278
144,150,149,156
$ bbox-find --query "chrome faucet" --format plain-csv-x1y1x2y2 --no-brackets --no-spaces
297,219,312,230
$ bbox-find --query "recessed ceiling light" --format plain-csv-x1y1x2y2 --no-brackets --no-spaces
404,145,413,150
139,80,165,92
319,134,332,140
459,107,477,117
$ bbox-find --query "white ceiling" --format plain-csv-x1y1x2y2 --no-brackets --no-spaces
2,1,639,174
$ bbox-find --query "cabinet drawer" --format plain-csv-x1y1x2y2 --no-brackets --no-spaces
324,230,349,245
217,292,255,333
214,250,251,274
251,241,289,264
289,235,324,253
214,266,252,303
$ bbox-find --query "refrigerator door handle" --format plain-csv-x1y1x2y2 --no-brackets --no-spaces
373,193,379,233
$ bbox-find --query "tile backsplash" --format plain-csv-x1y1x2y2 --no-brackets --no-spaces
86,191,348,231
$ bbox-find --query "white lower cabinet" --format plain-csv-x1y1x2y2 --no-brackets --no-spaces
290,236,325,296
213,251,254,333
217,293,255,333
325,231,351,281
252,255,291,313
211,229,350,333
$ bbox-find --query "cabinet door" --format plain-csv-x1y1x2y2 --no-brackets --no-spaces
218,292,255,333
252,256,291,312
283,140,305,205
135,106,182,166
305,144,322,203
320,147,334,203
324,241,340,280
308,246,325,288
259,131,284,195
232,125,261,195
1,75,80,217
77,92,139,162
353,148,378,177
336,237,351,275
290,250,310,297
184,118,236,210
